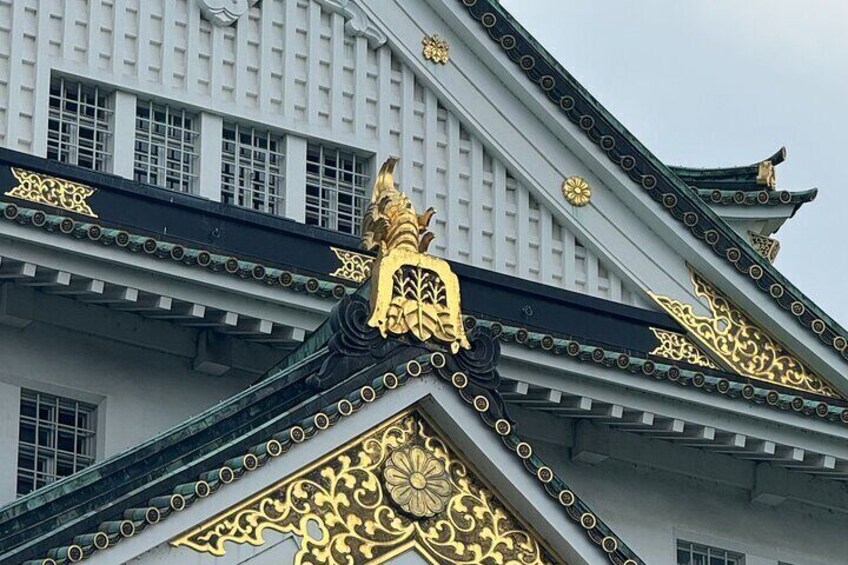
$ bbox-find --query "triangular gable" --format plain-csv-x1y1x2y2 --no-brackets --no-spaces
172,408,559,564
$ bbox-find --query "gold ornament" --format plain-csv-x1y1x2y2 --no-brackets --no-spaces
361,158,469,353
383,445,452,518
747,232,780,263
649,328,719,369
422,34,449,64
562,176,591,207
756,160,777,189
5,167,98,217
649,268,841,398
329,246,374,283
172,410,556,564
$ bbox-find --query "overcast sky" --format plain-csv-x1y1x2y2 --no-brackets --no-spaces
500,0,848,326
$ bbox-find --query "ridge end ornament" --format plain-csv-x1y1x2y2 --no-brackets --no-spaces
361,158,470,353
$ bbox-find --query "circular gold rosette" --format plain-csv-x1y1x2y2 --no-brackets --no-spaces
383,445,451,517
562,176,591,207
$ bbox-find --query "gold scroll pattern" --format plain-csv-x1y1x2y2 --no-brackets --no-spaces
329,247,374,283
649,328,719,369
6,168,98,217
361,158,469,353
172,411,557,564
649,269,841,398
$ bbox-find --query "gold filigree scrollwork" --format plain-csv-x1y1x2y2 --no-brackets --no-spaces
361,158,469,353
5,168,98,217
172,411,557,564
649,328,719,369
649,268,841,398
422,34,449,64
756,160,777,189
329,246,374,283
747,232,780,263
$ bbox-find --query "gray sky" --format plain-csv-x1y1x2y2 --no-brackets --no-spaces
500,0,848,326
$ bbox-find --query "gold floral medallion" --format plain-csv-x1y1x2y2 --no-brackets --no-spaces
384,445,451,518
562,176,591,207
422,34,449,64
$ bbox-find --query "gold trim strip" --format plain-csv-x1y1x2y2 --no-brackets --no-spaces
5,168,98,217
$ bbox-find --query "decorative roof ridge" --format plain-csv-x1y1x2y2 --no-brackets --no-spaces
0,344,328,530
463,0,848,368
0,201,352,302
669,146,787,179
470,317,848,425
16,347,646,565
696,187,817,207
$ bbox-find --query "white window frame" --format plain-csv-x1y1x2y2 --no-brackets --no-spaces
47,77,113,172
305,144,370,235
133,100,199,193
16,389,97,497
221,123,286,215
677,540,745,565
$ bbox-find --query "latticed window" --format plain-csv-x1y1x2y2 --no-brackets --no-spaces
17,390,97,497
221,124,285,215
677,541,743,565
305,144,369,235
134,101,198,193
47,78,113,171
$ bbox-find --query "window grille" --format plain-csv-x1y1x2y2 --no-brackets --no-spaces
305,144,369,235
221,124,285,215
677,541,743,565
16,390,97,497
134,101,198,193
47,78,113,171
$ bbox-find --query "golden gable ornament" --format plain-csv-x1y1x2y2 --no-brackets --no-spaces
361,158,470,353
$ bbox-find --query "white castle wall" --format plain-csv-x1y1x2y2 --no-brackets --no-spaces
0,0,641,305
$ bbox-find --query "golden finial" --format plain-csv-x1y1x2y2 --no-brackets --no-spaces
361,157,469,353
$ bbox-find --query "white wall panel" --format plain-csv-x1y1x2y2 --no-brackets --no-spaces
0,0,641,304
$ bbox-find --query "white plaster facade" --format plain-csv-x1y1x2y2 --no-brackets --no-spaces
0,1,846,564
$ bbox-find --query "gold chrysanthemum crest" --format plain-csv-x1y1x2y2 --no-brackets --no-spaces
383,445,451,518
562,176,591,207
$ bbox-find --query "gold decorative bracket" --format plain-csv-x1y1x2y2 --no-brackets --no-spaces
649,268,841,398
172,410,557,564
329,247,373,283
5,168,98,217
361,158,469,353
649,328,719,369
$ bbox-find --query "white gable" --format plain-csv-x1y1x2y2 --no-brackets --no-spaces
0,0,646,306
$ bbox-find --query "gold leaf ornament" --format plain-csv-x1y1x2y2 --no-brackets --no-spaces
562,176,591,207
422,34,449,64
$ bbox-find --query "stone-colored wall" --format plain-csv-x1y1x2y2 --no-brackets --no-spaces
0,320,252,506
